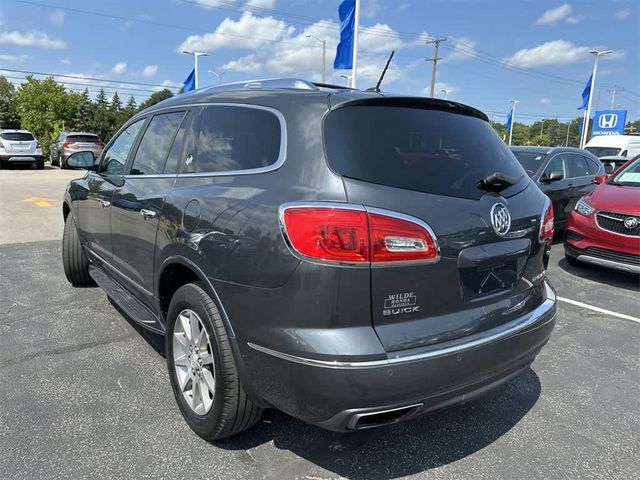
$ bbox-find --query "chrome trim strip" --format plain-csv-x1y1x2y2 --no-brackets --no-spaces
129,103,287,179
575,255,640,274
248,282,556,369
595,211,640,238
348,403,424,429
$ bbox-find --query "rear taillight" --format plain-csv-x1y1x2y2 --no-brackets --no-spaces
281,204,439,265
539,200,554,244
62,141,74,148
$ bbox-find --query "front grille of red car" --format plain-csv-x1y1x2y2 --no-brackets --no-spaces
584,247,640,266
596,211,640,237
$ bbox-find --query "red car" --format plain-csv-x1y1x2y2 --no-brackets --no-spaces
564,155,640,274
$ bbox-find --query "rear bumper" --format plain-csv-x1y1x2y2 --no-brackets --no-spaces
243,281,557,431
1,154,43,163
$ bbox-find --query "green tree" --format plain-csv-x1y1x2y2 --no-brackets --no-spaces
73,88,94,132
109,91,124,137
15,76,75,152
0,76,21,129
138,88,173,111
92,88,111,141
122,96,138,121
626,119,640,134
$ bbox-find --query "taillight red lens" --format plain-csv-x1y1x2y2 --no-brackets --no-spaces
282,205,438,264
62,141,72,148
540,201,554,243
283,207,370,263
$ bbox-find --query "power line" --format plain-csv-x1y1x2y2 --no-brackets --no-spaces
2,74,162,95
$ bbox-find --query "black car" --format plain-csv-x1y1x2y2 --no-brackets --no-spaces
62,79,557,440
510,146,604,230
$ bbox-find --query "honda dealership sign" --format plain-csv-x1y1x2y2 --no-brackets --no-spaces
592,110,627,136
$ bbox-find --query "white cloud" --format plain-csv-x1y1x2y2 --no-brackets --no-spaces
245,0,276,8
178,12,291,52
615,8,631,20
421,82,459,98
360,23,403,52
142,65,158,77
540,97,552,104
536,3,572,25
503,40,622,68
0,30,66,49
565,15,583,24
49,9,65,26
0,53,29,63
112,62,127,75
361,0,385,19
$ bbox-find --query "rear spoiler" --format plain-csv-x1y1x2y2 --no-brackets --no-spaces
329,96,489,123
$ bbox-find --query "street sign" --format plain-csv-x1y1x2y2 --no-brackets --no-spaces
592,109,627,136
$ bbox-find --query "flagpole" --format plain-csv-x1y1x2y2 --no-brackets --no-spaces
580,49,613,148
508,100,518,146
351,0,360,88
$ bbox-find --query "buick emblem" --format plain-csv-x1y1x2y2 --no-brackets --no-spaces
490,203,511,237
623,217,638,230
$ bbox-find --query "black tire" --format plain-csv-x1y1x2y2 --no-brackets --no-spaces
565,253,580,267
59,155,66,169
166,283,262,440
62,215,93,286
50,152,57,166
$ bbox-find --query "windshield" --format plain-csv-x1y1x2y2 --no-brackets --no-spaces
611,157,640,186
512,151,546,176
324,105,527,200
585,146,621,158
1,132,35,141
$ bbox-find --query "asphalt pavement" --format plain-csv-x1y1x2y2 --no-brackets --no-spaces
0,166,638,480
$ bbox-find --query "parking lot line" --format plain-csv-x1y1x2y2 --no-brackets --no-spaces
557,296,640,324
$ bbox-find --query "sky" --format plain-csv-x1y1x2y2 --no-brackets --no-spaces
0,0,638,124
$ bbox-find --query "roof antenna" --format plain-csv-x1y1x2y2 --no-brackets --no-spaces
368,50,395,93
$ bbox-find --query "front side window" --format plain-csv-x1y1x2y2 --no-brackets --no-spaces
129,112,185,176
98,119,145,175
185,106,281,174
544,155,565,178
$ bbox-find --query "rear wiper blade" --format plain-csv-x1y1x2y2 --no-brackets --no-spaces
477,172,520,192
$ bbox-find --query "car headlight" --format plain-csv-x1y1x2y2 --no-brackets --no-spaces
575,197,595,217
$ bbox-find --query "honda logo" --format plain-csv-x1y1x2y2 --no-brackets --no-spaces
599,113,618,129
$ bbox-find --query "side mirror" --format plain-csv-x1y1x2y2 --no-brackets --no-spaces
593,174,610,185
542,170,564,183
66,151,96,170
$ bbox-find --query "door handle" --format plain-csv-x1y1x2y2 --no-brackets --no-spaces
99,200,110,208
140,208,157,220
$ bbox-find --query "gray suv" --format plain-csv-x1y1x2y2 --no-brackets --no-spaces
50,131,104,168
61,79,557,440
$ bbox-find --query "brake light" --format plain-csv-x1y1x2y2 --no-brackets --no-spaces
281,205,438,264
62,141,75,148
539,200,554,244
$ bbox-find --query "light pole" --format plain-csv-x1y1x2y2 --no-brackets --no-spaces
340,74,352,86
208,68,231,84
306,34,326,84
508,100,518,146
539,120,544,144
580,49,613,148
440,89,450,100
565,119,572,146
182,50,208,90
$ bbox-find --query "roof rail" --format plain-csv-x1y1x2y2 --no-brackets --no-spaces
205,78,320,92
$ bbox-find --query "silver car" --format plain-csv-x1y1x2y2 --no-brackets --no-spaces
50,132,104,168
0,129,44,169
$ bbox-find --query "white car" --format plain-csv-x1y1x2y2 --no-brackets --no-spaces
584,134,640,159
0,129,44,169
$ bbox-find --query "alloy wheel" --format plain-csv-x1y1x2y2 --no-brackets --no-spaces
172,309,216,415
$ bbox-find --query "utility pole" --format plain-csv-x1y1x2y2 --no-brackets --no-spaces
426,37,446,97
608,85,623,109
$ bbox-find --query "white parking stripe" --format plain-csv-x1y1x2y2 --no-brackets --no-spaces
558,296,640,324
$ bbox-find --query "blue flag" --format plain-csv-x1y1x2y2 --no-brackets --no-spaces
506,109,513,133
334,0,355,69
578,74,592,110
183,68,195,92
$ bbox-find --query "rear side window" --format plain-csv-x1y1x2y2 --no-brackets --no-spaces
1,132,34,141
566,154,589,177
324,106,526,200
66,135,100,143
129,111,185,176
586,157,601,174
185,106,281,174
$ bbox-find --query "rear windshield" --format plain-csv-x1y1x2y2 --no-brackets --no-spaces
324,106,526,200
1,132,34,141
512,151,546,176
585,146,621,158
67,135,100,143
